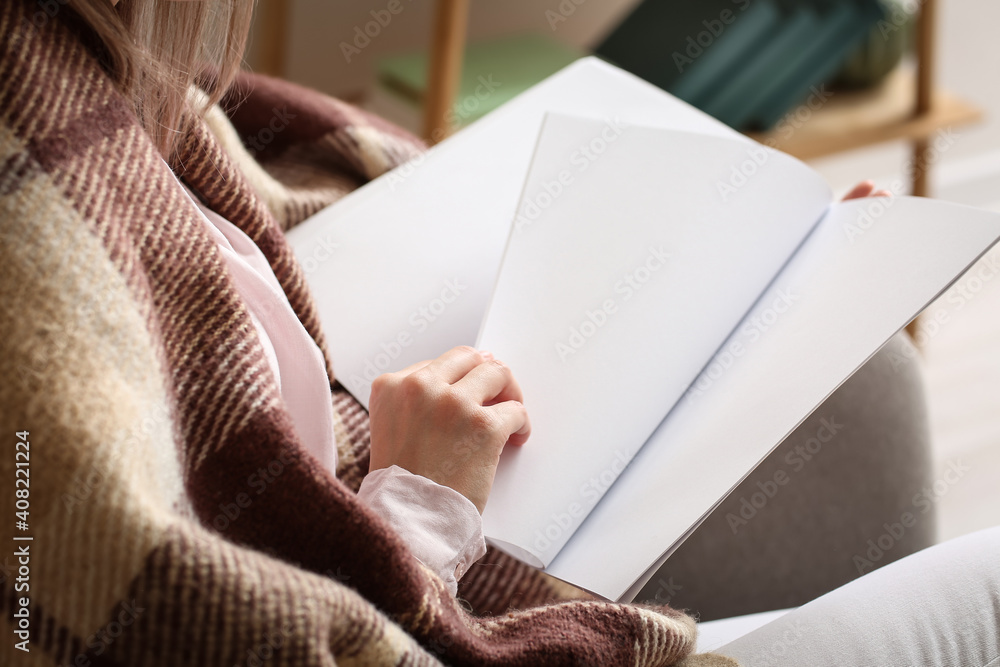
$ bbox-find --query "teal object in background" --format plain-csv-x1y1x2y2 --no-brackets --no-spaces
698,6,819,128
594,0,738,92
832,0,914,89
726,6,825,128
751,1,884,128
670,1,783,109
594,0,886,132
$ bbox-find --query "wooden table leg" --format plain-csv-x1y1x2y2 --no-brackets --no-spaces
906,0,937,344
423,0,470,144
912,0,936,200
911,138,930,198
256,0,290,78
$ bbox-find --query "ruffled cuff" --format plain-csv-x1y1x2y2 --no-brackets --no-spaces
357,465,487,596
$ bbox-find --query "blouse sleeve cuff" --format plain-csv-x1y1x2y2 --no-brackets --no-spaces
357,465,487,596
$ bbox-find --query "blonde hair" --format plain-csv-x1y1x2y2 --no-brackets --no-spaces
67,0,254,158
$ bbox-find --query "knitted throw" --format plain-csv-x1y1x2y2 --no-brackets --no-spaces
0,1,720,664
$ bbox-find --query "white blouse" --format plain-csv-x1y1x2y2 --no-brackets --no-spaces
173,172,486,595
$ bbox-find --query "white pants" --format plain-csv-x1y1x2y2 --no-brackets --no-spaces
702,527,1000,666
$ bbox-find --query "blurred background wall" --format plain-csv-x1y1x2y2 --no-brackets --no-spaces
247,0,638,101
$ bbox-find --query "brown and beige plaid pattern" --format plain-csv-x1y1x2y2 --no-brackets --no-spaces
0,1,727,664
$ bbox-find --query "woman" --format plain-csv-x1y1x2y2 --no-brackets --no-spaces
1,1,699,664
2,0,996,665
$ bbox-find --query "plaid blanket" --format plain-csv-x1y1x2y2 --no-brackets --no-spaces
0,1,730,664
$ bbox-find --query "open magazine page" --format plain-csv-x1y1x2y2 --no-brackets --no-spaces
477,114,832,567
545,196,1000,601
286,58,745,410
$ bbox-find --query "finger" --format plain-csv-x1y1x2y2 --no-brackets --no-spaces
486,366,524,408
454,359,524,406
842,180,875,201
392,348,492,378
394,359,433,377
423,346,486,384
486,400,531,448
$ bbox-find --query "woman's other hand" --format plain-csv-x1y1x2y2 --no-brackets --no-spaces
368,346,531,514
842,180,892,201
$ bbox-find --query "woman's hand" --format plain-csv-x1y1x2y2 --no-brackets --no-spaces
368,346,531,514
842,180,892,201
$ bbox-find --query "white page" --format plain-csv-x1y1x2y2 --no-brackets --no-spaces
286,58,749,409
477,115,831,567
544,196,1000,600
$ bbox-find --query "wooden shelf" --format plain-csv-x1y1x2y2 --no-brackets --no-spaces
258,0,984,200
745,66,983,161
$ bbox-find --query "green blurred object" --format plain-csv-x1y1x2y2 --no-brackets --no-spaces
832,0,915,90
377,34,581,128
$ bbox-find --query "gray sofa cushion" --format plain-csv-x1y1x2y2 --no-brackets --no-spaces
637,333,934,621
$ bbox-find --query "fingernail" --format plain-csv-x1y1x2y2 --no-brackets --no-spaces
479,350,494,360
